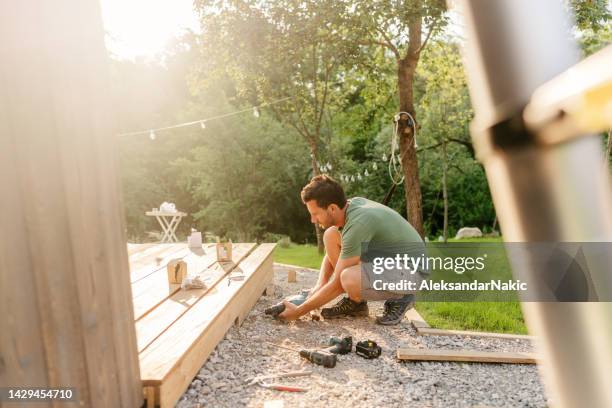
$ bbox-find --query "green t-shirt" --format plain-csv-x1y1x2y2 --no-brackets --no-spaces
339,197,423,259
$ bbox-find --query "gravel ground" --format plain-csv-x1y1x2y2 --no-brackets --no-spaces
176,265,549,408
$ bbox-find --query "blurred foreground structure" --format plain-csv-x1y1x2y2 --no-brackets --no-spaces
456,0,612,407
0,1,143,406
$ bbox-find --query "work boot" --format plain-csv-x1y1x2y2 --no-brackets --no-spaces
321,296,369,319
376,294,415,325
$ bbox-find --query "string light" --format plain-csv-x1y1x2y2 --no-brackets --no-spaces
351,175,355,182
364,169,369,176
149,130,156,140
117,96,293,138
373,162,378,170
326,162,332,170
200,121,206,129
382,153,387,161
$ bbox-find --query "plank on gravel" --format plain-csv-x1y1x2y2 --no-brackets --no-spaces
406,309,430,329
416,327,534,341
397,348,538,364
135,243,256,351
139,244,275,408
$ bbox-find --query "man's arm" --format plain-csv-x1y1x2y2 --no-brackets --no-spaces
279,255,360,320
309,254,335,296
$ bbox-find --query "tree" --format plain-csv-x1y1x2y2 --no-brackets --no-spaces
332,0,448,237
194,0,362,250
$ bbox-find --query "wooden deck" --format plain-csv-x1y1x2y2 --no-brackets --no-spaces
127,242,275,408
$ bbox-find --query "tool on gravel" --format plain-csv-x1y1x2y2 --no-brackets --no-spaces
264,289,310,317
324,336,352,355
355,340,382,359
265,342,337,368
257,382,308,392
246,370,312,386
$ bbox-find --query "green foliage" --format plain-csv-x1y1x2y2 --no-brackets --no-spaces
571,0,611,32
175,112,313,242
112,1,610,245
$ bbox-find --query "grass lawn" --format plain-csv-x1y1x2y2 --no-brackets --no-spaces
273,240,527,334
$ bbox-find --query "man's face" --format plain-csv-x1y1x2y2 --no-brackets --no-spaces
305,200,335,229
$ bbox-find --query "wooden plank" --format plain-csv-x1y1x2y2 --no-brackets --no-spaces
128,243,157,256
129,243,182,266
131,244,217,319
130,244,189,283
134,243,256,351
416,327,535,341
406,309,430,328
157,250,274,408
397,348,538,364
0,1,143,406
139,244,275,407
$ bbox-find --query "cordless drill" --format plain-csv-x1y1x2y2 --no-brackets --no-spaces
265,289,310,317
299,349,337,368
324,336,352,355
266,341,337,368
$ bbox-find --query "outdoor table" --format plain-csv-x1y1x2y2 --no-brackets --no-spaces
145,210,187,243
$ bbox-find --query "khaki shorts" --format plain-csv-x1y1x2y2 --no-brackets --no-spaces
360,266,426,301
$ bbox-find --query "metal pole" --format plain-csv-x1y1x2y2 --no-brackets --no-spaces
455,0,612,407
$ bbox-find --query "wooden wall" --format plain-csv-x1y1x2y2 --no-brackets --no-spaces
0,1,143,407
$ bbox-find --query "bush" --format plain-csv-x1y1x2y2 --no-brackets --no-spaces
261,232,292,247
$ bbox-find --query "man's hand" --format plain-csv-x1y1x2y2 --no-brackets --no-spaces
278,301,301,321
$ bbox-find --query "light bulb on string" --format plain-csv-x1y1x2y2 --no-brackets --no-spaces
373,162,378,170
149,130,156,140
382,153,387,162
351,175,355,182
358,174,363,181
364,169,369,177
253,107,260,118
200,121,206,129
326,162,332,170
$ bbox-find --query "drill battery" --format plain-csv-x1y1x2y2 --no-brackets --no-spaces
355,340,381,359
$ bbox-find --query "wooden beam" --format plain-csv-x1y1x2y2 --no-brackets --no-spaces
415,327,535,341
139,244,275,407
130,244,189,283
0,1,142,406
131,244,217,319
134,243,256,351
397,348,538,364
406,309,430,328
128,243,157,256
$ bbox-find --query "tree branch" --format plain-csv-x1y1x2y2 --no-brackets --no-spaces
416,19,439,54
374,26,401,60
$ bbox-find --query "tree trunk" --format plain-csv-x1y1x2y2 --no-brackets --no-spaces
397,57,424,238
310,143,325,253
442,140,449,242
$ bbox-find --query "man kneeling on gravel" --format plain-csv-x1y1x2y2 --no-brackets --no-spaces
279,175,426,325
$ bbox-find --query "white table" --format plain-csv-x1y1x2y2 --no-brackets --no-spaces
145,211,187,243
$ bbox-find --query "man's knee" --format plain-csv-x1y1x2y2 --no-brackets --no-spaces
340,265,361,300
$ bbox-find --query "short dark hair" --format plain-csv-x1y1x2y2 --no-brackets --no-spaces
301,175,347,209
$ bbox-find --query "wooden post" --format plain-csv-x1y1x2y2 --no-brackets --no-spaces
0,1,143,407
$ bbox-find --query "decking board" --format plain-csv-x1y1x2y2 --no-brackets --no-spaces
131,244,217,319
135,243,256,351
129,242,275,408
